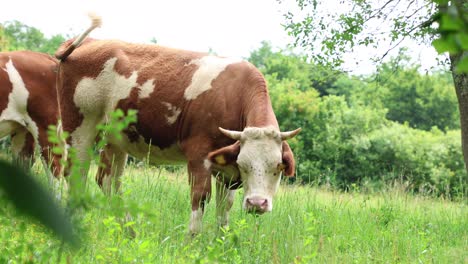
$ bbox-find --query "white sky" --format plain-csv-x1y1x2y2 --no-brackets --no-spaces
0,0,442,75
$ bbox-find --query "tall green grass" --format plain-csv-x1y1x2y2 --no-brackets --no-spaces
0,162,467,263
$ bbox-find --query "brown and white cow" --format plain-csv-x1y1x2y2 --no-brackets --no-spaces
0,51,62,177
55,17,300,234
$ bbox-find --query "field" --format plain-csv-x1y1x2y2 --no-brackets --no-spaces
0,163,467,263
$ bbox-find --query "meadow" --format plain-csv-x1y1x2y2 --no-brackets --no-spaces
0,161,466,263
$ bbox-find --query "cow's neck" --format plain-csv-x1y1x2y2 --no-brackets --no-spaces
242,71,279,130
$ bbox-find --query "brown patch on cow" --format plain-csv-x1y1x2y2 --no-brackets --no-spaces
282,141,295,177
127,49,200,149
23,53,59,129
19,132,35,161
96,150,111,188
115,86,140,144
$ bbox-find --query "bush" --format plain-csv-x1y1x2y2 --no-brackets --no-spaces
294,95,388,187
366,125,465,197
295,97,466,197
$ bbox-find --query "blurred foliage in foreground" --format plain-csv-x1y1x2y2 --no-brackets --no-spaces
0,20,65,54
0,160,77,246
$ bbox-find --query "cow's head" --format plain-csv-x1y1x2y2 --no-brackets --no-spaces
208,126,300,214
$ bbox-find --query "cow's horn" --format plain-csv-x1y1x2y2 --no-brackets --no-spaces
280,128,302,140
219,127,242,140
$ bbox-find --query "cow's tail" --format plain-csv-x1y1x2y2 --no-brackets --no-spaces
55,13,102,61
54,13,101,178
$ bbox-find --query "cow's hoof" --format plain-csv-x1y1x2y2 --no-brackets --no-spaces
185,230,201,241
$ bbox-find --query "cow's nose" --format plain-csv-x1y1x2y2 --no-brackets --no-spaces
246,197,268,214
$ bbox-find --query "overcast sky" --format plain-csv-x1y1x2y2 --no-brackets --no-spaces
0,0,441,75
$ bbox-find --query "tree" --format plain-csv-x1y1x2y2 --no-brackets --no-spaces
248,41,343,95
0,25,9,51
280,0,468,173
0,20,65,54
367,50,459,131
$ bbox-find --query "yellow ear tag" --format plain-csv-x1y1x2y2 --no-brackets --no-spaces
215,155,227,165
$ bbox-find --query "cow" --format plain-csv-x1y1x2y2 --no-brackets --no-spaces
55,16,301,234
0,51,63,178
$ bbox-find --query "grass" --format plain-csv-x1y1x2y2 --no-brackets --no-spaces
0,161,467,263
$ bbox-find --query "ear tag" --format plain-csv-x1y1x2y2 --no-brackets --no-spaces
215,155,227,165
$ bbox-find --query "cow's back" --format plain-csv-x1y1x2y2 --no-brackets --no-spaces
60,41,202,118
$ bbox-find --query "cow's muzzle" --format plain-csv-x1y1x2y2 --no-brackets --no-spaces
245,196,269,214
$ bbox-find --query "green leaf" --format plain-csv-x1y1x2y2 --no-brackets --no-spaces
455,55,468,73
432,0,449,5
432,37,459,53
440,14,463,31
458,33,468,50
52,146,64,155
0,160,79,247
123,221,136,227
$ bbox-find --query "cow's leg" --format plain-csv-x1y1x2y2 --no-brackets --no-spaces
69,122,101,188
0,121,30,167
37,126,63,178
0,121,18,139
96,144,127,195
10,127,35,169
36,125,71,200
95,143,134,236
215,177,236,230
187,160,212,235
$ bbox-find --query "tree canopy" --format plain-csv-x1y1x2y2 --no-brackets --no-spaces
0,20,65,54
280,0,467,72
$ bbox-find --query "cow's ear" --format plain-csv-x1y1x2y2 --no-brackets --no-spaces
282,141,296,177
208,141,240,166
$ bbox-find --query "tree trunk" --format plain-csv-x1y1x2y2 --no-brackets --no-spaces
450,52,468,176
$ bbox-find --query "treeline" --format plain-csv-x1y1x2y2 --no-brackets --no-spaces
250,42,465,198
0,20,65,54
0,21,465,198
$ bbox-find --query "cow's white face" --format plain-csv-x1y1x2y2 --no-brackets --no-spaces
209,126,300,214
236,127,283,213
